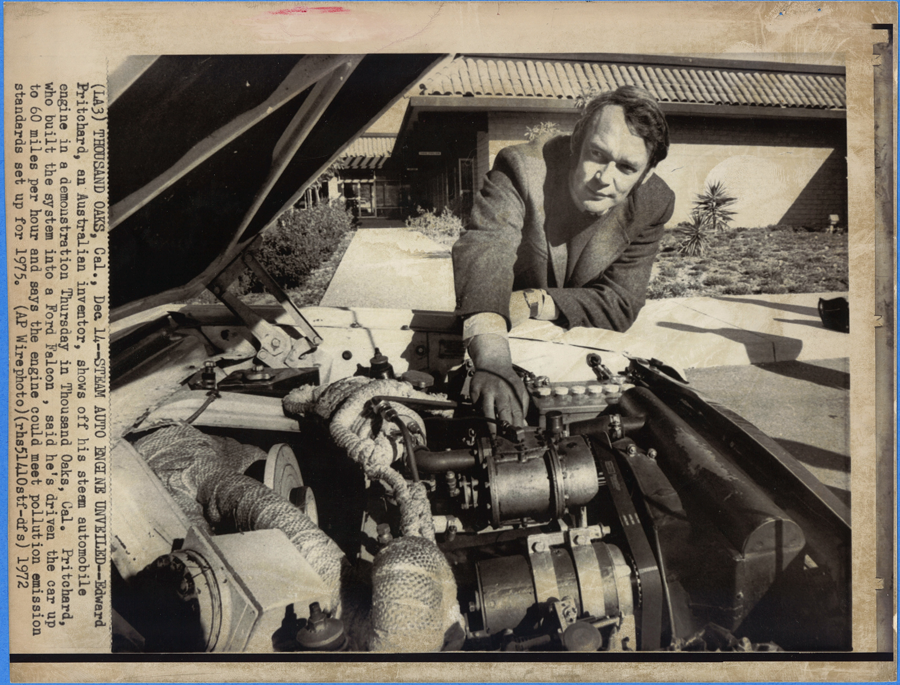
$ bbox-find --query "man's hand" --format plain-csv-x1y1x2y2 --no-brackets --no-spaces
467,333,529,428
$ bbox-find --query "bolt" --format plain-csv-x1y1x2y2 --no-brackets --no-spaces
626,444,637,456
647,448,658,460
468,602,478,613
532,540,548,553
270,338,281,350
376,523,393,545
574,534,588,546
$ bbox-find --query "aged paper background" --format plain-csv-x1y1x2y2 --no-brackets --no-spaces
5,1,895,681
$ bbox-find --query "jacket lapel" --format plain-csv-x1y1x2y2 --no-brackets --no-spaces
568,198,632,286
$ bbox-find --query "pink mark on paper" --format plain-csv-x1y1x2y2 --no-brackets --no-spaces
269,6,350,15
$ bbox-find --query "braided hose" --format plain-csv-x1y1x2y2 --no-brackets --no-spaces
286,377,464,649
135,375,464,652
370,536,461,652
135,425,349,614
286,377,449,541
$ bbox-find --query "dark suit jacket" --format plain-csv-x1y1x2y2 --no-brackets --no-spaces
452,135,675,331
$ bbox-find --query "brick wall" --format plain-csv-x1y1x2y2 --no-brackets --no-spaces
659,115,848,229
480,110,847,229
484,111,578,183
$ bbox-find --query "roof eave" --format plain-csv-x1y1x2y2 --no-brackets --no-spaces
405,95,846,120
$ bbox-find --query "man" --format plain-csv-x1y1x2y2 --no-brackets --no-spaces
452,85,675,427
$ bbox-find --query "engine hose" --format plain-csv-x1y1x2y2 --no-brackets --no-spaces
135,424,349,612
370,536,461,652
326,379,446,541
136,422,463,651
413,448,477,474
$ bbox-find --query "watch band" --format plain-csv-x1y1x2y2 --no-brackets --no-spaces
523,289,542,318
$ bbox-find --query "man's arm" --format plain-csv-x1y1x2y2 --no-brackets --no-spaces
546,191,674,331
452,148,531,323
453,147,538,426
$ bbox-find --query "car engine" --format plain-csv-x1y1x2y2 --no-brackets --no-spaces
111,337,850,654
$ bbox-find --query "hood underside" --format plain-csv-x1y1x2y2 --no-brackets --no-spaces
109,54,445,321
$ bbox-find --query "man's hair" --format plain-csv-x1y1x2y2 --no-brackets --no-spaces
570,85,670,169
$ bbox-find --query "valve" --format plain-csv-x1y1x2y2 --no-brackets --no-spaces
296,602,348,651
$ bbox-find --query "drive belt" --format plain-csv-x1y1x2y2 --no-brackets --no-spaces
595,450,663,651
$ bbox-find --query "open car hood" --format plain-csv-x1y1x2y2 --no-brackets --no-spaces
109,54,446,321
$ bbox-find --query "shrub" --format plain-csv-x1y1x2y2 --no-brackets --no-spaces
703,273,733,287
721,282,753,295
247,200,354,291
658,263,678,278
646,280,690,299
693,180,737,233
405,206,464,247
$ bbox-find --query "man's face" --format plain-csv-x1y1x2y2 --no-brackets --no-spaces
569,105,653,215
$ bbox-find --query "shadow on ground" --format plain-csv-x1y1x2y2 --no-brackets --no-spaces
757,359,849,390
713,295,819,317
773,317,828,330
656,321,803,363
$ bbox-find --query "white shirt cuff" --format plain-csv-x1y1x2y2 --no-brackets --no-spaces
462,312,508,344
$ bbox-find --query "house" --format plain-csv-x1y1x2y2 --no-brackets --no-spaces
333,133,409,222
392,54,848,229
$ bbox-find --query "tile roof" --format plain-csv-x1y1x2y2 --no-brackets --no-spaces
419,57,846,110
340,135,395,168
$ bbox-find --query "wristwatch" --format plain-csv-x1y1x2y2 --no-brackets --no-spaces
522,289,542,319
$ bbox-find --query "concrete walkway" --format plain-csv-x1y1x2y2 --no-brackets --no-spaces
320,228,456,311
321,228,849,370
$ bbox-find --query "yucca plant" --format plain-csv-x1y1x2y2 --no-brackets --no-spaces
677,211,711,256
693,180,737,233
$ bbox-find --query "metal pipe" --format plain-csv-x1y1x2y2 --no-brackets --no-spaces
413,448,478,473
569,414,646,439
395,419,420,483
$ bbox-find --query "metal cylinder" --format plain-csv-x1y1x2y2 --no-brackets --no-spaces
618,387,806,558
485,437,599,526
475,541,632,636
